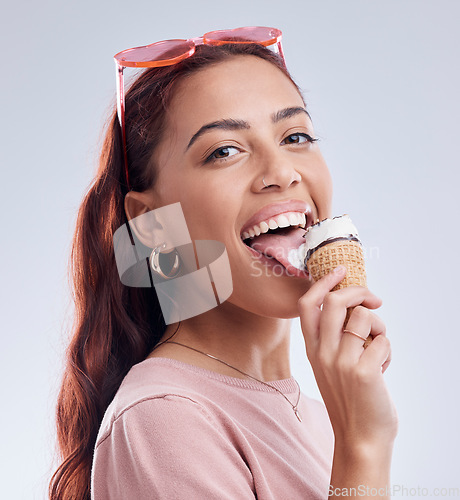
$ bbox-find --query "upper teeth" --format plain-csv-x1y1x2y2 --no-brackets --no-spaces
242,212,307,240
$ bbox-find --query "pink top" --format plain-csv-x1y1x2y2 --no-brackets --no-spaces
91,357,334,499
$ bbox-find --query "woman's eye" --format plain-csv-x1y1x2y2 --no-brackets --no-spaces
205,146,240,163
282,133,318,145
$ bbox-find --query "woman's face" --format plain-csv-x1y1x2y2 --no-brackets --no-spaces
143,55,332,318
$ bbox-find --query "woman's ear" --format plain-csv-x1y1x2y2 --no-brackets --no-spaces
124,189,158,247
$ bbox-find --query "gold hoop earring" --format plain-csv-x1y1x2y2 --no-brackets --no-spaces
149,243,181,280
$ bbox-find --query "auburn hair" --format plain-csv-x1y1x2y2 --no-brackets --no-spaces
48,42,301,499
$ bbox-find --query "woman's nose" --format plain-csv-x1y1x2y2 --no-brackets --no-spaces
251,149,302,193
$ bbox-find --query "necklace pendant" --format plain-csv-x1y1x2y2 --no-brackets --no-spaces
293,407,302,422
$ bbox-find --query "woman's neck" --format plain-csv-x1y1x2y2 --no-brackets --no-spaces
148,303,292,382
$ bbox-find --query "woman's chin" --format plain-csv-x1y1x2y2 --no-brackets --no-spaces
227,277,312,319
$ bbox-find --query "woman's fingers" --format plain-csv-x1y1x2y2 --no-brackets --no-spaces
361,334,392,375
342,306,390,373
345,305,386,342
298,265,348,344
317,286,382,353
302,265,348,309
298,266,383,363
337,308,387,365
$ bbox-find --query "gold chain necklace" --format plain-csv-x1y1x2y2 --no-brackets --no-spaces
153,324,302,422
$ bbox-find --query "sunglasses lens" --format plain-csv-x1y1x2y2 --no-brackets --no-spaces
204,26,281,46
115,40,195,67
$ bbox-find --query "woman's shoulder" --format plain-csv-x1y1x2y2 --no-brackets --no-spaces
95,357,229,446
114,357,203,407
99,358,203,419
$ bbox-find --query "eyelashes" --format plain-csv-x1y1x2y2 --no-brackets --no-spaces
281,133,318,145
205,145,240,163
204,133,319,164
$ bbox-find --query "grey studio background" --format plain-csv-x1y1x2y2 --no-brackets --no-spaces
1,0,459,498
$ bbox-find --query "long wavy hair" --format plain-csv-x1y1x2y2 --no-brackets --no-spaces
48,41,301,499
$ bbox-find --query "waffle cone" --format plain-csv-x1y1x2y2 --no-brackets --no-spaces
306,240,367,290
306,240,371,347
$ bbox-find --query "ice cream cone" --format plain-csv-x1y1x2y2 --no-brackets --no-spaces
303,216,372,348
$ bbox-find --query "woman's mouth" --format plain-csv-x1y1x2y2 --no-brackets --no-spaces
240,207,313,279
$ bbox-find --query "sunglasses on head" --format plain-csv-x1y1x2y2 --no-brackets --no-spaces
113,26,284,191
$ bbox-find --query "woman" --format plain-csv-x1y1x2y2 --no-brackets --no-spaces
49,27,398,499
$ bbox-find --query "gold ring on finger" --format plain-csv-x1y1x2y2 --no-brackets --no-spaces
343,329,367,342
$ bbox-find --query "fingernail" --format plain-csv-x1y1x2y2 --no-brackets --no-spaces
334,265,346,274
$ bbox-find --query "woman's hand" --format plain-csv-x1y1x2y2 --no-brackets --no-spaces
298,265,398,450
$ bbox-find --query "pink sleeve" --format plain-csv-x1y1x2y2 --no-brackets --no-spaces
91,395,255,499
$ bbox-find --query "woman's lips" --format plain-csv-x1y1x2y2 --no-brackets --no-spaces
240,199,312,237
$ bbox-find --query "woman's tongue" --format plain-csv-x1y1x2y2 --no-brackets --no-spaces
247,227,307,276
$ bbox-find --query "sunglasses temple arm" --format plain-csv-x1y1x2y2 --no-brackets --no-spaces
277,40,286,67
115,63,130,191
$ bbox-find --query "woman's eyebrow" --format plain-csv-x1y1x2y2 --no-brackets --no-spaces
185,107,311,151
271,106,311,123
186,118,249,151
